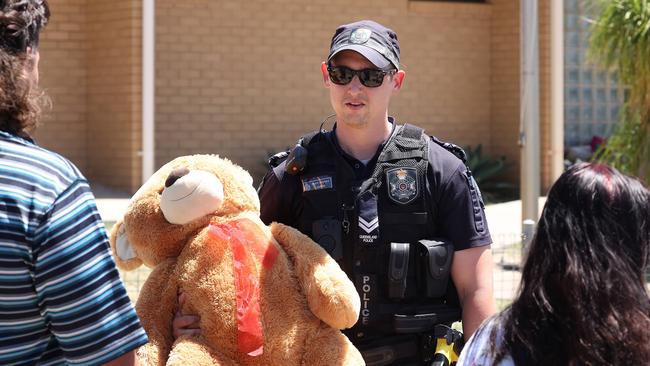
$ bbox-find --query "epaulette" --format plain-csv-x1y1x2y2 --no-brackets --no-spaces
267,130,323,170
429,136,467,164
268,150,290,168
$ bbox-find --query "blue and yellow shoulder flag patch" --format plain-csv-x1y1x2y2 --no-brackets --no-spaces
301,175,333,192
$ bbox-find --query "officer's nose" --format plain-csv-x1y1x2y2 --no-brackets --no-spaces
345,77,364,97
165,167,190,188
349,75,364,91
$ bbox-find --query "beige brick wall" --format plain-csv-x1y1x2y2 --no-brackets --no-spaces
155,0,493,184
398,2,492,148
85,0,142,192
35,0,555,193
489,0,520,183
36,0,88,172
34,0,142,192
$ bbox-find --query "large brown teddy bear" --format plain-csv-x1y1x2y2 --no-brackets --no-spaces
109,155,364,365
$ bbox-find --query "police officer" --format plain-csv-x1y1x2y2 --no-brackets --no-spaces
174,19,496,366
259,20,496,365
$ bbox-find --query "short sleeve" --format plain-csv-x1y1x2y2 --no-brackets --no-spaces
258,162,300,227
436,164,492,251
32,179,148,365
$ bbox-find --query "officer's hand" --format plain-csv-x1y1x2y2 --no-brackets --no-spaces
172,292,201,339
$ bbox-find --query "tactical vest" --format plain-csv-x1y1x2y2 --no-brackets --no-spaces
287,124,462,342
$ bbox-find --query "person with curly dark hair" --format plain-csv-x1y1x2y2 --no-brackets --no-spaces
457,162,650,365
0,0,48,137
0,1,148,364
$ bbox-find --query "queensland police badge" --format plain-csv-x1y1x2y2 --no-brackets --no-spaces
386,167,418,204
350,28,372,44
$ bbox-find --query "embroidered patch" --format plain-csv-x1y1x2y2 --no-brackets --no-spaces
358,216,378,234
301,175,333,192
356,274,376,326
357,191,379,244
386,167,419,204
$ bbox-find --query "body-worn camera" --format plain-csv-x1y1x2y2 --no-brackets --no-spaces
312,218,343,260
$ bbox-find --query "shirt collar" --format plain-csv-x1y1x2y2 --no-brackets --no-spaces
329,116,398,167
0,130,36,145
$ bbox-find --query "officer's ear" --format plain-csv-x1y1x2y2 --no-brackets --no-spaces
391,70,405,93
321,62,331,87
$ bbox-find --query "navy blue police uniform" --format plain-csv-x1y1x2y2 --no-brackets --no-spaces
258,118,492,365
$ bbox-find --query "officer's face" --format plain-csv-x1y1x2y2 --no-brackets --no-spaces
321,50,404,129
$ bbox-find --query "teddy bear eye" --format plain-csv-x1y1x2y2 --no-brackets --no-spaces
165,167,191,188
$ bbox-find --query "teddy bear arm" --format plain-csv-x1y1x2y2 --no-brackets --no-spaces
302,324,365,366
270,222,361,329
108,219,143,271
134,259,179,365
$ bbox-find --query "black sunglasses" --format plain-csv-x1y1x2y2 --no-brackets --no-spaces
327,65,396,88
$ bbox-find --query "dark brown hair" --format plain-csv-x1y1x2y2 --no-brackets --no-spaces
492,163,650,365
0,0,49,136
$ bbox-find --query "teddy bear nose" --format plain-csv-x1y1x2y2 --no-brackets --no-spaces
165,167,190,188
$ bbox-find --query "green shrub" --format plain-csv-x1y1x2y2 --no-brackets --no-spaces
464,144,517,203
588,0,650,183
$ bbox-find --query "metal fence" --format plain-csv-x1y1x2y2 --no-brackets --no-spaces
491,233,525,309
119,266,152,302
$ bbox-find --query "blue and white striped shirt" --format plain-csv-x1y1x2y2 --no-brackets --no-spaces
0,131,148,365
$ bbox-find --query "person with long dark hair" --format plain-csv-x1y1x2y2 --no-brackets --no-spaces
0,1,148,364
458,162,650,365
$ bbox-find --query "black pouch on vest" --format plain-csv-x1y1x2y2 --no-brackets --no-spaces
312,218,342,260
388,242,409,299
418,239,453,298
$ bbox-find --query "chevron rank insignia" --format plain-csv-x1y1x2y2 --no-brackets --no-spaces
357,191,379,244
386,167,418,204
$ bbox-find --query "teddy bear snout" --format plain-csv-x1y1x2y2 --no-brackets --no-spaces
160,170,225,225
165,167,190,188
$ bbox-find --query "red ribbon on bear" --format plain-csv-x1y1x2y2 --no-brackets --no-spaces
208,218,278,357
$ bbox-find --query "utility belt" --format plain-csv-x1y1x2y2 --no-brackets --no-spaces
358,325,464,366
348,303,460,341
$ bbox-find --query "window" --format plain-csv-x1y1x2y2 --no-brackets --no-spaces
564,0,623,147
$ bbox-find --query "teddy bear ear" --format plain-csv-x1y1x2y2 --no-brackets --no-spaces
108,219,143,271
